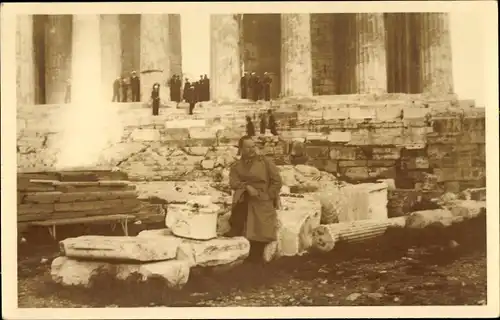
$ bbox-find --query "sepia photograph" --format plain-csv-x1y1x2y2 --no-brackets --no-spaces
2,1,499,319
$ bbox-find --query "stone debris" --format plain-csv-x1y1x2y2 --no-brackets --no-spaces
275,195,322,257
176,236,250,267
318,182,388,224
59,235,181,262
405,209,455,229
312,219,390,252
165,197,221,240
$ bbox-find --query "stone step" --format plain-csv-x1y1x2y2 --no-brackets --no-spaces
59,235,182,262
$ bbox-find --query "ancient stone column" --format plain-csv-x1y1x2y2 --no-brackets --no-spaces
71,15,102,103
415,13,454,95
140,14,171,103
351,13,387,94
280,14,313,97
45,15,72,104
210,14,241,101
168,14,183,77
16,15,36,106
100,15,121,101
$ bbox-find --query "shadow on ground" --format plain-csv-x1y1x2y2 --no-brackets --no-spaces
17,216,487,307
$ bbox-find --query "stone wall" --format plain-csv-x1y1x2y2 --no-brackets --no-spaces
17,95,485,194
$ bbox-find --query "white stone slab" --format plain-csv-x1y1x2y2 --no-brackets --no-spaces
405,209,454,229
177,236,250,267
130,129,161,142
59,235,181,262
51,256,190,289
165,119,206,128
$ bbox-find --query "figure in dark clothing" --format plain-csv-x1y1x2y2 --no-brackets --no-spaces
174,75,182,102
246,116,255,137
121,76,129,102
259,113,267,135
250,72,260,101
168,75,176,102
185,84,196,115
268,109,278,136
203,75,210,101
183,79,191,101
151,83,160,116
262,72,272,101
240,72,249,99
112,77,121,102
130,71,141,102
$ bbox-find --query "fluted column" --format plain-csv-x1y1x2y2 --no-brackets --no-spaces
280,14,313,97
416,13,454,95
16,15,36,106
100,15,121,101
210,14,241,101
71,15,102,104
45,15,72,104
351,13,387,94
140,14,171,103
168,14,183,77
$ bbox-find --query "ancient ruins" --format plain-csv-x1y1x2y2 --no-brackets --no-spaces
16,13,486,289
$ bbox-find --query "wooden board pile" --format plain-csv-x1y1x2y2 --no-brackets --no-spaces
17,169,141,230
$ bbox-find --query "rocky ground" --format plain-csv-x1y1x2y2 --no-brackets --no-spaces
17,216,487,308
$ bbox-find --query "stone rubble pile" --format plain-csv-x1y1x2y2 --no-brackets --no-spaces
50,167,487,290
51,195,251,289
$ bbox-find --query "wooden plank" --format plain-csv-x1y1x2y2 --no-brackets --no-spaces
55,184,136,193
57,190,138,202
30,214,136,226
56,171,99,182
18,203,55,215
54,199,141,212
22,191,63,204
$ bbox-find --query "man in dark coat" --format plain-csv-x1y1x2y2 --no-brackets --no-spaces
249,72,260,101
185,84,196,115
120,76,129,102
183,78,191,102
112,77,121,102
203,74,210,101
268,109,278,136
168,75,176,102
240,72,249,99
130,71,141,102
173,75,182,102
228,135,283,262
262,72,272,101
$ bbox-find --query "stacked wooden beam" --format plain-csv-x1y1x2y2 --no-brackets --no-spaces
17,169,141,226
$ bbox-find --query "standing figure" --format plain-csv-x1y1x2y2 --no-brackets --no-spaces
174,75,182,102
112,77,121,102
228,136,283,263
183,78,191,102
240,72,249,99
268,109,278,136
130,71,141,102
185,84,196,115
120,76,129,102
151,83,160,116
168,75,176,102
245,115,255,137
250,72,260,101
259,113,267,135
262,72,272,101
203,74,210,101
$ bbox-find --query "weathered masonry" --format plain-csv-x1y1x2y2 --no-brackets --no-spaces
17,13,453,105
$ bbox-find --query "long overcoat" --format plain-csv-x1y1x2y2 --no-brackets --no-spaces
229,155,282,242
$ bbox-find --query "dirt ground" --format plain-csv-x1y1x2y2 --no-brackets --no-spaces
17,217,487,308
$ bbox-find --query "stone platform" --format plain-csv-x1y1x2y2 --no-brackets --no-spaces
17,95,485,196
